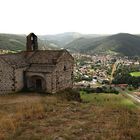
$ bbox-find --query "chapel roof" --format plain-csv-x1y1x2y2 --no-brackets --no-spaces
0,52,28,68
0,49,69,68
28,50,65,64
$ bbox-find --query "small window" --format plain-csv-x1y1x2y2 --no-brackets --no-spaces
64,65,66,71
31,36,34,41
71,72,73,79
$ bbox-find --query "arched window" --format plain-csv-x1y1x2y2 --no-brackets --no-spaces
31,36,34,41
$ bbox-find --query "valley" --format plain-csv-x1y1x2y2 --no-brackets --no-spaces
0,32,140,140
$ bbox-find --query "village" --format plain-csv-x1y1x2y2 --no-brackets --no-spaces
73,53,140,89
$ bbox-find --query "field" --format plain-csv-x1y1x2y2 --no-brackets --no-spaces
0,92,140,140
130,72,140,77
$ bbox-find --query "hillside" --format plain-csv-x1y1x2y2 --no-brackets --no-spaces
1,33,140,56
0,34,26,51
39,32,83,48
0,34,51,52
64,36,106,53
0,93,140,139
65,33,140,56
40,32,102,48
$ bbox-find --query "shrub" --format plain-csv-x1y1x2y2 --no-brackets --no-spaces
96,87,103,93
56,88,81,102
80,86,119,94
128,86,135,91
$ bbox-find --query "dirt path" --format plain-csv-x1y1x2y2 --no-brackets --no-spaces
127,93,140,103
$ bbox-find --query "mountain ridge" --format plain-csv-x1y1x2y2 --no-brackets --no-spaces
64,33,140,56
0,32,140,56
0,33,52,52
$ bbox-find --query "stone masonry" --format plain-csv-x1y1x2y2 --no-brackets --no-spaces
0,33,74,94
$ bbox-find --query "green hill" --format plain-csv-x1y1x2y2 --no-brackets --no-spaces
65,33,140,56
40,32,102,48
1,33,140,56
0,34,52,52
0,34,26,51
39,32,83,48
64,36,106,53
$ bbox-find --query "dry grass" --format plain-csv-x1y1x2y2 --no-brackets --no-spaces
0,93,140,140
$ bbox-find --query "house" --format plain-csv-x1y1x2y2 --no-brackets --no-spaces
0,33,74,94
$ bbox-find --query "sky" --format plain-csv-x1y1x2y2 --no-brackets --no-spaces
0,0,140,35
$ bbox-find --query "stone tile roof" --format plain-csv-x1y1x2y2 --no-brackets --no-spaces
28,50,65,64
0,49,67,68
0,52,28,68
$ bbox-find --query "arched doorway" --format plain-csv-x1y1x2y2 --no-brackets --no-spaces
27,75,46,92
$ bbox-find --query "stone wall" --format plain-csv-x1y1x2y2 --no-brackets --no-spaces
55,51,74,92
0,49,74,94
15,67,27,92
0,59,14,94
45,73,54,93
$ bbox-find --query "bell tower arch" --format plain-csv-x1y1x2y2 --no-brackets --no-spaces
26,33,38,51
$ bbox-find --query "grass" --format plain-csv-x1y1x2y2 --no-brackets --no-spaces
80,93,137,109
0,92,140,140
130,72,140,77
